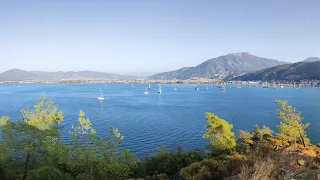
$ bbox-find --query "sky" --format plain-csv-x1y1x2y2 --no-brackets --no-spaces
0,0,319,75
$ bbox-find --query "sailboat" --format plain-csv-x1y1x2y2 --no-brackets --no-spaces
172,86,177,91
131,83,134,88
143,88,149,95
148,83,152,90
97,89,104,100
272,83,278,89
158,84,162,94
194,86,199,91
262,82,269,88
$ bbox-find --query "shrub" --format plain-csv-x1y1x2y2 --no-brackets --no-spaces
314,157,320,163
26,166,73,180
141,149,203,179
310,165,318,170
180,159,229,180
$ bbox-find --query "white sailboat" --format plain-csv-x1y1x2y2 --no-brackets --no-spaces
148,83,152,90
158,84,162,94
131,83,134,88
143,88,149,95
97,89,104,100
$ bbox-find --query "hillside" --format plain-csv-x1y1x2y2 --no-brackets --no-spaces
304,57,320,62
0,69,135,81
150,52,287,80
233,60,320,81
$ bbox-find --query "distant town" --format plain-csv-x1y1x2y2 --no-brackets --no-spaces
0,78,319,87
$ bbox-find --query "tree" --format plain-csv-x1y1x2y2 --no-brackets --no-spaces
67,110,126,177
203,113,236,153
238,130,253,140
0,94,65,180
118,148,139,164
275,100,310,147
252,124,263,142
26,166,73,180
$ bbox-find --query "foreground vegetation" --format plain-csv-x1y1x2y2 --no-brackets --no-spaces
0,95,319,180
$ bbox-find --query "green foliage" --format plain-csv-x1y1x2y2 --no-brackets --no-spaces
0,95,318,180
252,124,263,142
118,148,139,164
203,112,236,153
0,94,133,180
91,161,132,180
139,148,204,179
310,165,318,170
238,130,253,140
236,143,251,155
0,116,9,126
180,159,229,180
146,173,169,180
26,166,73,180
22,94,63,130
75,173,94,180
68,110,124,166
155,145,168,156
276,100,310,146
0,94,66,179
314,157,320,163
239,125,273,143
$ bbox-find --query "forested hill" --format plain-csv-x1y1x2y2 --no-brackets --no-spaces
233,61,320,81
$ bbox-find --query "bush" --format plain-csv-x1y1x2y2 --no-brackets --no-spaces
314,157,320,163
76,173,94,180
26,166,73,180
310,165,318,170
180,159,229,180
140,149,204,179
92,162,132,180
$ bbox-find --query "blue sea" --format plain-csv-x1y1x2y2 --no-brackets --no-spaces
0,84,319,157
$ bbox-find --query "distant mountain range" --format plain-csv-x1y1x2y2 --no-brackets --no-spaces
150,52,287,80
0,69,135,81
233,58,320,81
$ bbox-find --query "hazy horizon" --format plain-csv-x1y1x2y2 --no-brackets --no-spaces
1,0,319,74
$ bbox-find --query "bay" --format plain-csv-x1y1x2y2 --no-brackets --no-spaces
0,84,319,157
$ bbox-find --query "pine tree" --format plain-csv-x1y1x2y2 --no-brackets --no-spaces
203,113,236,153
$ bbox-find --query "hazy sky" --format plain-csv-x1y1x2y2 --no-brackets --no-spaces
1,0,319,75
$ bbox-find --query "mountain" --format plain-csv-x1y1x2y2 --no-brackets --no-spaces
233,60,320,81
0,69,135,81
304,57,320,62
149,52,287,80
150,67,192,80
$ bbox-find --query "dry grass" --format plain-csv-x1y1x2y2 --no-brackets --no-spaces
238,158,277,180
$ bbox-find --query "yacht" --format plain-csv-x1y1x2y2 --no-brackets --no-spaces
158,84,162,94
97,89,105,100
143,88,149,95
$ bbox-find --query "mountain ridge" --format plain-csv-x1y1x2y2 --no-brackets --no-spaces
0,69,136,81
233,58,320,81
150,52,287,80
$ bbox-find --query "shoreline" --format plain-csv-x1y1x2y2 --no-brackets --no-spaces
0,79,319,86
